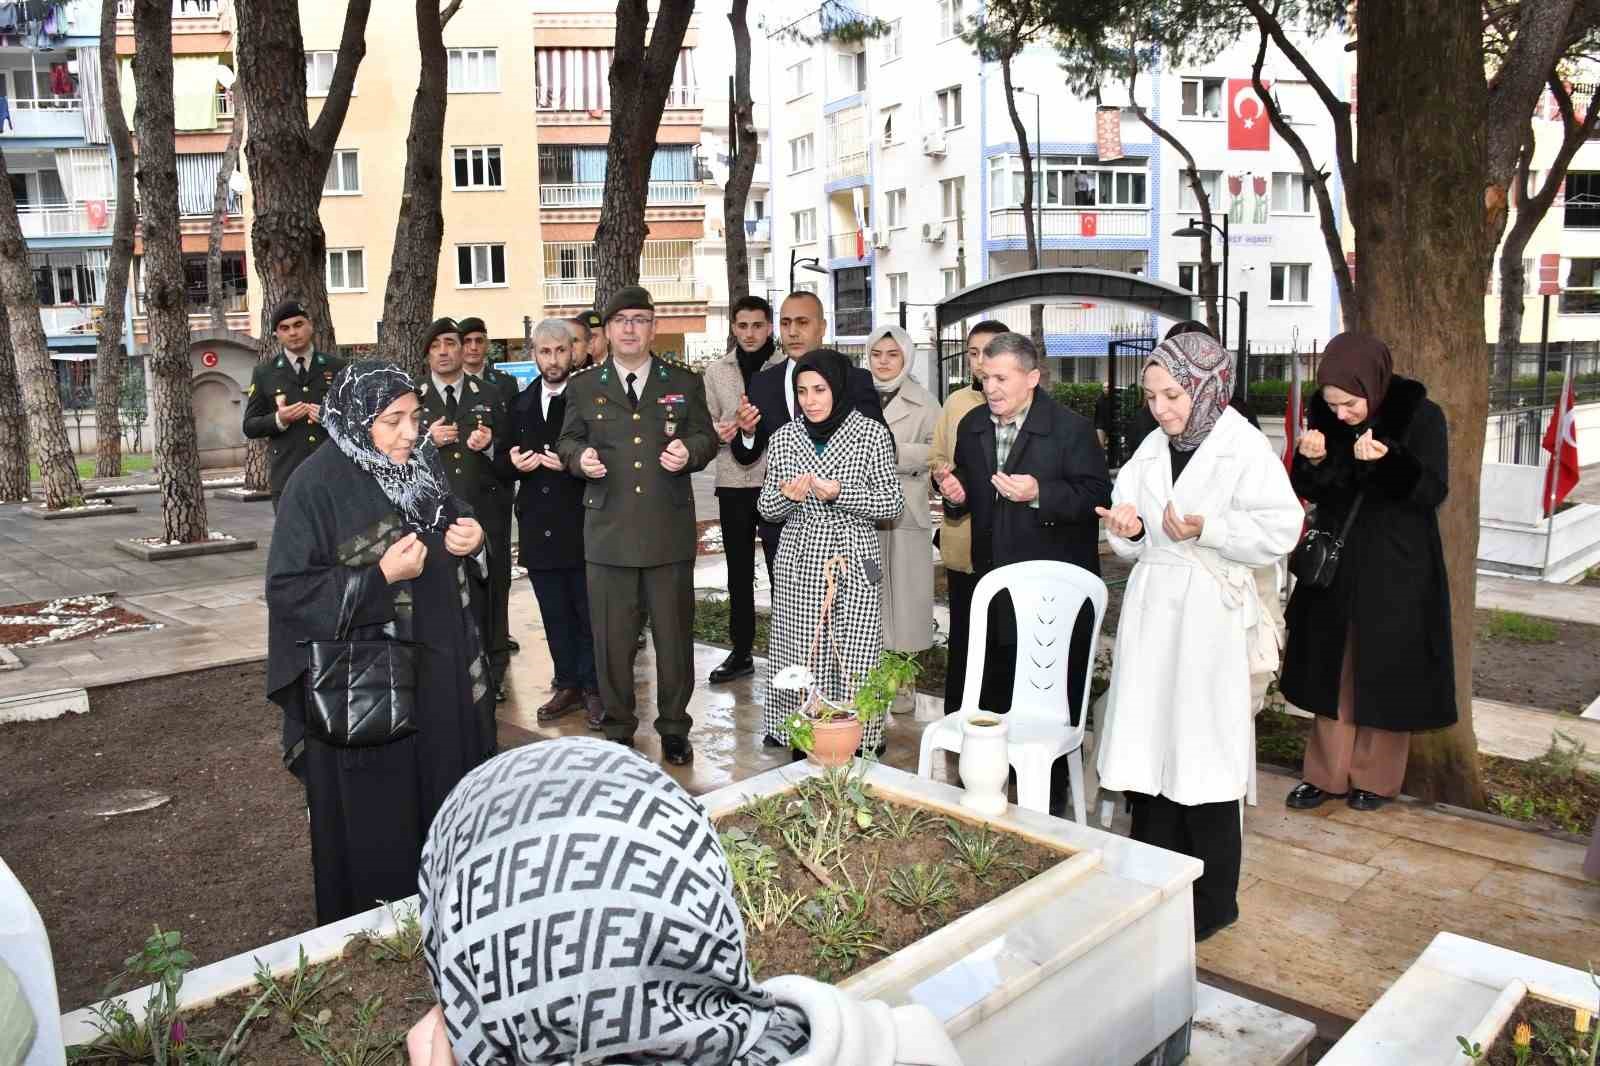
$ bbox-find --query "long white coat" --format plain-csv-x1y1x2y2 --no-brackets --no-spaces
1095,408,1303,806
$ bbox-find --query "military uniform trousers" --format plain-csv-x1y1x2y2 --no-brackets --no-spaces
483,489,515,680
586,559,695,741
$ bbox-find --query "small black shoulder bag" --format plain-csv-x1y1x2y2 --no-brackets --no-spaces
298,574,419,747
1289,492,1365,590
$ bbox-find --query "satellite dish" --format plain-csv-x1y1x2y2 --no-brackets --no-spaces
214,64,237,89
227,170,247,194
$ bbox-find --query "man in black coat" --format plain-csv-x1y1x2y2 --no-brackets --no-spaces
503,319,601,728
460,316,520,662
936,332,1112,808
241,300,348,507
729,290,887,573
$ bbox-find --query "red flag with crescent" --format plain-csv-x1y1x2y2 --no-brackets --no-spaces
1542,376,1580,516
1227,79,1271,151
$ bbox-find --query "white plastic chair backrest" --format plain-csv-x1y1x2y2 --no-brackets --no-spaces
961,560,1107,742
0,856,65,1066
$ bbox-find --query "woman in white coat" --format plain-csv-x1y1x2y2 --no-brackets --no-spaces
867,324,938,653
1094,332,1302,941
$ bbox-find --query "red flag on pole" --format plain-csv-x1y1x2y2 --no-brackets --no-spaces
1541,376,1581,516
1227,79,1271,151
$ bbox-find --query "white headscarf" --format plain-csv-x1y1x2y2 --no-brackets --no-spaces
865,324,915,397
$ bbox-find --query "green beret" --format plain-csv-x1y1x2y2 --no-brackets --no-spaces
602,286,655,323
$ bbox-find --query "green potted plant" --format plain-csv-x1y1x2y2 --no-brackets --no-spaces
781,652,922,768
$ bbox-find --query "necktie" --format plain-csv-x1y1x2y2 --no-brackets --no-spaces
626,372,639,408
444,383,458,423
295,356,307,387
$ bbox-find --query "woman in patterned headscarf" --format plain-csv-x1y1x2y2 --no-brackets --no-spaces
405,736,964,1066
1094,332,1303,942
265,360,497,925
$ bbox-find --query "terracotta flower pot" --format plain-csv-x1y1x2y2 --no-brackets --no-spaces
808,717,864,768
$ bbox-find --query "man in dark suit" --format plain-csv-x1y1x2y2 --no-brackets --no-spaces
459,316,520,661
729,290,887,574
936,331,1111,807
504,319,600,728
241,300,347,507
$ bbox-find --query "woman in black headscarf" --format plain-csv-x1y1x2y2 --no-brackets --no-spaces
1280,333,1456,813
757,351,902,750
265,360,497,924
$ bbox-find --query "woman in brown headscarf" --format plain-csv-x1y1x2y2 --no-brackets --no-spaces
1280,332,1457,813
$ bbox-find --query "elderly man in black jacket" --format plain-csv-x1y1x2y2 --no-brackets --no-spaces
503,319,601,728
936,332,1112,783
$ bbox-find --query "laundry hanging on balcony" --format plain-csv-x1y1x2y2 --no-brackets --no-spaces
85,200,108,229
1095,106,1123,162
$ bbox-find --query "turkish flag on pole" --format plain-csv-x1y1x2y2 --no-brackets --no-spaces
1542,376,1581,516
1228,79,1271,151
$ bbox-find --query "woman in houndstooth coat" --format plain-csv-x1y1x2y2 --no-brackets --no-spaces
759,351,903,749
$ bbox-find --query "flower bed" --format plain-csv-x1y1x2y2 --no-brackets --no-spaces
1474,994,1598,1065
0,595,161,649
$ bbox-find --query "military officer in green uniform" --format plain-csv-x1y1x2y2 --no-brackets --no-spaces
557,286,717,765
459,316,521,662
414,318,508,707
242,300,348,508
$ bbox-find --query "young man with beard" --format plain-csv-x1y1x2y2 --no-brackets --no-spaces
504,320,602,728
701,295,785,683
242,300,348,508
459,317,520,661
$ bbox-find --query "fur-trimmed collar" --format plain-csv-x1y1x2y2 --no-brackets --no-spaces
1307,374,1427,443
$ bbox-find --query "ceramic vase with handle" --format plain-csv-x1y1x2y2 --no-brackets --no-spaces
958,714,1010,816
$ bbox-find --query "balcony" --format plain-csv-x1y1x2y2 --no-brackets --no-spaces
825,152,869,184
542,277,703,306
135,287,248,319
833,305,872,336
0,99,87,141
18,201,116,240
41,305,103,337
827,232,870,260
539,181,700,208
984,301,1157,337
115,0,227,17
987,207,1150,240
743,217,771,242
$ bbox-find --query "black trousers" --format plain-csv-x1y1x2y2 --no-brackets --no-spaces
757,518,783,584
486,495,514,680
528,567,597,693
943,568,978,710
1128,792,1242,935
716,487,769,657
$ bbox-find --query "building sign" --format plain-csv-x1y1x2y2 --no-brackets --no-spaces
201,351,219,368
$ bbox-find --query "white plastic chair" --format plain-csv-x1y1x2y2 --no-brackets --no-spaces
916,560,1108,824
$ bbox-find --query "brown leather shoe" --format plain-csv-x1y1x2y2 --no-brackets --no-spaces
535,688,583,723
583,692,607,731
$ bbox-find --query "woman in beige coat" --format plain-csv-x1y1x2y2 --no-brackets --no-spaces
867,324,938,652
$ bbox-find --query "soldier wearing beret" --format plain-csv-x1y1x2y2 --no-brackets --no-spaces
242,300,348,507
557,286,717,765
459,316,520,662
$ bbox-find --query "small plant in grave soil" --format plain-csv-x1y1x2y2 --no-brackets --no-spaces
875,798,935,841
349,901,425,964
293,994,405,1066
253,946,341,1025
884,862,959,927
1484,609,1560,643
73,926,195,1066
721,827,807,935
796,883,885,982
1491,792,1539,822
944,820,1021,883
739,791,797,834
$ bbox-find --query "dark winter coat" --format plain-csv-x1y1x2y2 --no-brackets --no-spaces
1279,375,1458,732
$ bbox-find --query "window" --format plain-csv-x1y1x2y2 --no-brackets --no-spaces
788,134,815,174
447,48,500,93
881,104,900,146
938,0,964,39
882,19,903,61
457,243,507,288
886,272,907,308
1177,170,1220,212
1562,258,1600,313
452,146,504,190
792,209,817,243
752,254,770,284
1564,172,1600,228
1269,263,1311,303
788,59,812,98
941,176,964,220
884,189,907,229
835,50,866,94
937,85,963,129
1177,262,1219,294
941,267,960,295
1096,169,1147,206
1180,77,1223,118
1271,172,1312,214
305,51,337,96
795,280,820,296
323,149,360,195
326,248,365,292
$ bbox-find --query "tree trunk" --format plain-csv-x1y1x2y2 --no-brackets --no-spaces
723,0,758,316
997,50,1046,364
133,0,209,543
234,0,371,490
0,304,27,501
94,0,136,479
1127,94,1218,335
379,0,451,379
593,0,696,310
0,152,84,508
1356,0,1487,807
207,97,245,333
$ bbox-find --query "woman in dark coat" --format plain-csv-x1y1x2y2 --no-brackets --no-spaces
1281,333,1456,813
266,361,497,924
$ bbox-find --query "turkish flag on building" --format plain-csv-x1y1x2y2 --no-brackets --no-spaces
1227,79,1271,151
1542,376,1581,516
1080,212,1098,237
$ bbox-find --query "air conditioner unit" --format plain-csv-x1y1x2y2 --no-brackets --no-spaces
922,132,947,157
921,222,946,243
874,230,892,250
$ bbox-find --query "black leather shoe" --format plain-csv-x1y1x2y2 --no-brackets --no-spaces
1347,788,1389,812
663,735,693,766
1285,782,1346,810
507,638,521,654
1196,912,1239,943
609,735,635,749
709,652,755,684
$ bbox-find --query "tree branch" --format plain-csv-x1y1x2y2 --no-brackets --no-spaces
309,0,374,164
440,0,464,27
1485,0,1579,185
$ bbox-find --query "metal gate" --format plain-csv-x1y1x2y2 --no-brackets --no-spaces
1105,336,1157,468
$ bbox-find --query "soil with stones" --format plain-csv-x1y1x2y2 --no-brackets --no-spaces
1483,994,1596,1065
1472,610,1600,714
0,595,160,648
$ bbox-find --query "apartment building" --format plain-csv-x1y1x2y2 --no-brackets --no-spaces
535,2,706,360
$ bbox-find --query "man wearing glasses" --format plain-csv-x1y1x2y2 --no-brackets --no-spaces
557,286,717,766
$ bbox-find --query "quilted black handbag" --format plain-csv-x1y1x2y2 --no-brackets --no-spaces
297,574,419,748
1289,492,1365,590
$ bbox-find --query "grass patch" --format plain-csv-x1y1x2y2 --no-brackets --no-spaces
1255,707,1311,768
1481,732,1600,834
1483,609,1559,643
28,454,154,481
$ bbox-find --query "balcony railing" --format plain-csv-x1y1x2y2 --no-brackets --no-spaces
135,288,249,316
18,201,116,240
539,181,700,208
1,100,87,140
984,302,1158,337
833,305,872,337
543,277,702,305
827,232,870,259
987,206,1150,240
665,85,699,109
825,152,869,183
40,305,102,336
217,90,234,118
743,217,771,242
116,0,226,15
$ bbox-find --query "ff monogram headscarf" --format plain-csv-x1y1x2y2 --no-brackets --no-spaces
319,361,453,533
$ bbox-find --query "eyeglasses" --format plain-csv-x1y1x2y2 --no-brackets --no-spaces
613,315,655,330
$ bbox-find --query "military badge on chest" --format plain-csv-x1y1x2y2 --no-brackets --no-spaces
659,393,686,438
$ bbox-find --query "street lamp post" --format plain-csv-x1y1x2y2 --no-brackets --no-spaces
789,247,826,292
1171,214,1230,345
1013,86,1044,266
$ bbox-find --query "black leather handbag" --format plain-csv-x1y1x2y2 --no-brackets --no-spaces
1290,492,1365,590
298,574,419,748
